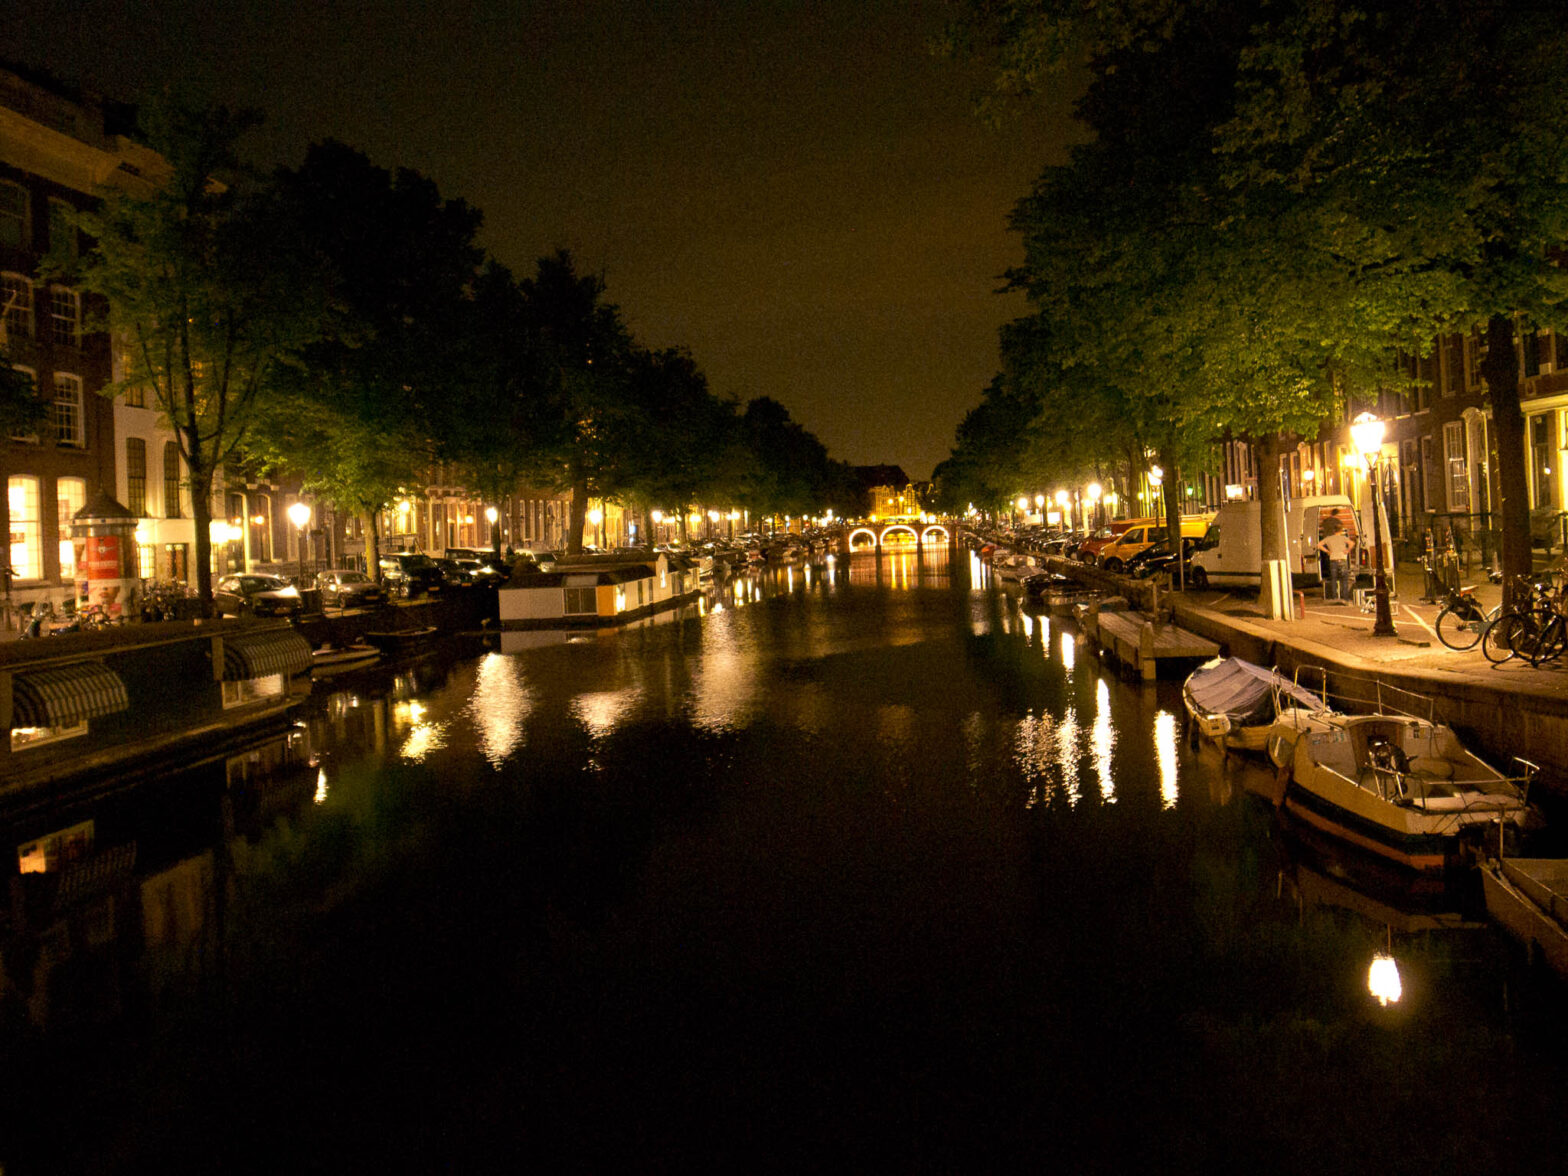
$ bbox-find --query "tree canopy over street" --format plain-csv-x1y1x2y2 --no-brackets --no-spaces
54,98,861,603
938,0,1568,600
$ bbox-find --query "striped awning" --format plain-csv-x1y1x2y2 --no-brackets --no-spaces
222,629,313,681
10,661,129,729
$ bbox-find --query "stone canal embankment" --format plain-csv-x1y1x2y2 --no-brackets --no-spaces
1038,554,1568,789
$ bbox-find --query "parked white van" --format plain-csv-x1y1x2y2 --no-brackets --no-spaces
1188,495,1362,589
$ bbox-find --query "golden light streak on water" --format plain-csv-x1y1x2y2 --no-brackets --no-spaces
314,767,329,805
1155,710,1179,809
1369,954,1402,1006
1060,628,1075,671
571,688,642,737
1094,679,1115,802
468,652,532,767
400,721,447,761
1056,708,1081,806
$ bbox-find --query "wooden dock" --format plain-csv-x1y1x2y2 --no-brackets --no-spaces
1092,610,1220,681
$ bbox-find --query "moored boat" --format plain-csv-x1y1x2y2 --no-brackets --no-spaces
1182,656,1325,756
1267,697,1540,872
361,625,441,654
310,643,382,676
1481,857,1568,978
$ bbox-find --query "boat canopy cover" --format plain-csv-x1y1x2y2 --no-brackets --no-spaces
1184,658,1322,726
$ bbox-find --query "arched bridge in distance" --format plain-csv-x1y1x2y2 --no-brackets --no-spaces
841,520,956,552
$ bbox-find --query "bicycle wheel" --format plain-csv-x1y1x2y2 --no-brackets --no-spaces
1482,611,1535,664
1435,600,1487,651
1529,611,1568,666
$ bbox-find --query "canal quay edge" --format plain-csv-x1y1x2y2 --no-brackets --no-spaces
1039,555,1568,794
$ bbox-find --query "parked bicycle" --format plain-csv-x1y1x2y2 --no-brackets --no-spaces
1434,582,1499,651
1480,573,1564,665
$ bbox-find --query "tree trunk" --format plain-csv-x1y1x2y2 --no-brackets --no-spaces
1483,314,1532,610
361,510,383,580
1158,438,1183,592
567,478,588,554
189,466,215,617
1254,432,1288,613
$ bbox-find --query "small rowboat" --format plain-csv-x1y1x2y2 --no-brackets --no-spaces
1182,657,1324,756
311,644,381,676
361,626,440,654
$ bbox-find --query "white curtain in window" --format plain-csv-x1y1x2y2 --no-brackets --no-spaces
9,475,42,579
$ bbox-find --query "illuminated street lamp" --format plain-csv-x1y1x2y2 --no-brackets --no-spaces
588,506,604,550
1351,412,1397,637
485,504,500,558
1086,481,1102,529
287,500,311,587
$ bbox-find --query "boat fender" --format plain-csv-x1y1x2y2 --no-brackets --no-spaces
1272,759,1291,808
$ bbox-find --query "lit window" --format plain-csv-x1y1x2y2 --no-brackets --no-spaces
8,475,42,579
11,721,87,752
53,373,84,447
222,673,285,709
47,198,76,259
163,442,182,518
7,365,37,442
2,272,33,340
57,476,85,579
563,586,597,614
49,287,79,346
0,181,26,249
125,437,146,514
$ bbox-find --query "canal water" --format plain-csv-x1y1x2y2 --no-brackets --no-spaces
3,548,1568,1173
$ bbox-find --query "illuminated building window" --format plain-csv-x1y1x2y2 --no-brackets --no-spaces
0,181,27,249
125,436,147,514
57,475,85,578
11,720,87,752
2,272,33,339
222,673,285,709
53,373,84,448
47,198,76,259
49,286,79,346
8,474,42,579
163,442,183,518
563,586,597,615
7,366,37,443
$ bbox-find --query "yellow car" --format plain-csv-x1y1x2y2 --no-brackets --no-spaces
1098,516,1213,573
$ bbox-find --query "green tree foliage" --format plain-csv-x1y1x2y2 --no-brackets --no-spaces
1216,0,1568,599
516,250,638,554
249,140,485,575
70,95,319,609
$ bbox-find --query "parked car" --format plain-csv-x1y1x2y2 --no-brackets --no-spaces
315,569,388,610
215,573,303,618
378,553,444,599
434,558,476,588
1098,516,1213,573
456,556,510,585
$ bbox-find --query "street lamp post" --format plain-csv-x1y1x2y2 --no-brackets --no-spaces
485,505,500,560
287,500,312,588
1086,482,1102,531
1351,412,1397,637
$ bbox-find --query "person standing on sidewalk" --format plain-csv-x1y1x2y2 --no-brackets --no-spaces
1317,519,1355,602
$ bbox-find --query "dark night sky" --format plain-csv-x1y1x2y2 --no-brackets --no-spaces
4,1,1079,479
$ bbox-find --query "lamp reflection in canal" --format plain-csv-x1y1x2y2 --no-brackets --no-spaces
314,767,329,805
468,653,531,767
1369,951,1403,1007
572,688,642,738
395,698,447,762
1060,629,1075,670
1093,680,1115,802
1154,710,1179,810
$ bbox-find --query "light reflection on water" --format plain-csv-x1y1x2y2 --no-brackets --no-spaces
6,543,1563,1172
